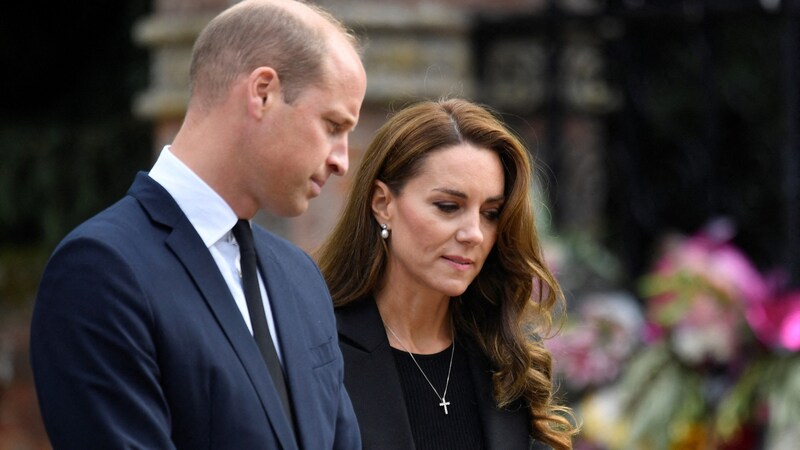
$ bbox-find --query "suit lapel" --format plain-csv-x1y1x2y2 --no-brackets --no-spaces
336,298,416,450
130,174,298,450
251,236,317,448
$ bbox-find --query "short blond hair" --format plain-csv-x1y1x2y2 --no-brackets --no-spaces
189,0,357,109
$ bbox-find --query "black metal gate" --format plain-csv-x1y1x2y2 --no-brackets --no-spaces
474,0,799,287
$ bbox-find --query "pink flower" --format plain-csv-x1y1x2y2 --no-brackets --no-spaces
548,292,643,391
639,219,777,363
745,290,800,351
673,299,741,364
642,321,665,344
652,219,769,306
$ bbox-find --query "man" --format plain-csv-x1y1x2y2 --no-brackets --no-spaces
29,0,367,448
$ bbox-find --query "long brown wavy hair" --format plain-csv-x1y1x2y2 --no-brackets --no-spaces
316,98,578,449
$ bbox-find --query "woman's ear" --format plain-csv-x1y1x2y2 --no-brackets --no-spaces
371,180,393,224
247,67,279,118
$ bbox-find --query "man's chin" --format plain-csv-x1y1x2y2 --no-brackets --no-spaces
267,199,308,218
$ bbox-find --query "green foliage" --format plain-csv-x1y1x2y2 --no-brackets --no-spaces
0,246,49,311
763,356,800,448
715,358,767,439
0,119,151,247
616,344,706,450
0,0,153,313
0,0,153,249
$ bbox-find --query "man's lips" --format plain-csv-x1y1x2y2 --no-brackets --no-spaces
310,177,326,195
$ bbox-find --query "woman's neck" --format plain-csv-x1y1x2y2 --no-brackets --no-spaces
375,288,453,355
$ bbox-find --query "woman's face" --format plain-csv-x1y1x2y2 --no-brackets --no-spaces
379,143,505,299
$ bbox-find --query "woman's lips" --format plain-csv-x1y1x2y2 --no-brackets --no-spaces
442,255,474,271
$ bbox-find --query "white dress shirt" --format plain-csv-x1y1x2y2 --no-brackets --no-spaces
148,146,282,360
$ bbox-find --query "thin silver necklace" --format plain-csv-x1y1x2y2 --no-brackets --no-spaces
385,322,455,415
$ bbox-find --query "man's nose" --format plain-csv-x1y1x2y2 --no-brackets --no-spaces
328,137,349,176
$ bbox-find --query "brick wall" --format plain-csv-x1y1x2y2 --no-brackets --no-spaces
0,311,48,450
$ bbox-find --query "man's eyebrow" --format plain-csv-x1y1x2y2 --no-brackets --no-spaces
330,112,357,129
342,117,357,128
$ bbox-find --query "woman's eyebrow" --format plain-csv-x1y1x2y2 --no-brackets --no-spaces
432,187,505,203
432,187,466,198
485,195,505,203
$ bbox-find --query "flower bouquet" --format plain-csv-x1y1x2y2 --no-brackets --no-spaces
550,219,800,450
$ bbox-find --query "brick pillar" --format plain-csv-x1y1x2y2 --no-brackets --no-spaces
132,0,235,155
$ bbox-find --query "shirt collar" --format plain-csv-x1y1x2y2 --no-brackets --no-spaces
148,145,238,248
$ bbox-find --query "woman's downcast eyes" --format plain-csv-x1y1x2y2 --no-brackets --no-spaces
434,202,459,213
483,209,501,220
432,202,502,221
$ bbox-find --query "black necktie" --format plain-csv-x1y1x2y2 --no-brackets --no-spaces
232,220,294,424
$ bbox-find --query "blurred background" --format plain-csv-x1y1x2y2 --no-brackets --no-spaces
1,0,798,448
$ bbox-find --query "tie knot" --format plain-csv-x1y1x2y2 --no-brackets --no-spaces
232,219,255,253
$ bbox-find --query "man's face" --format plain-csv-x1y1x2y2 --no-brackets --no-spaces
250,40,366,217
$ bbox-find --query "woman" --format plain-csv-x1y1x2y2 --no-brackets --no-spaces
317,98,577,450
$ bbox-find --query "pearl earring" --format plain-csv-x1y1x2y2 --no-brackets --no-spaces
380,224,390,239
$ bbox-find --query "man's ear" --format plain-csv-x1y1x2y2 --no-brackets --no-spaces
371,180,393,224
247,67,279,118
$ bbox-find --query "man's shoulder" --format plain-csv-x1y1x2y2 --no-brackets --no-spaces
67,196,146,239
251,224,311,261
50,192,161,264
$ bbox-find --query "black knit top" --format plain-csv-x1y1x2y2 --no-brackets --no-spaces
391,342,486,450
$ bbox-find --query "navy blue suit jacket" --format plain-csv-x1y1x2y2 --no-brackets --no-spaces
30,173,360,449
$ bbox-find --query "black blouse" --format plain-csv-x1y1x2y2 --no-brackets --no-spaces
391,341,485,450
